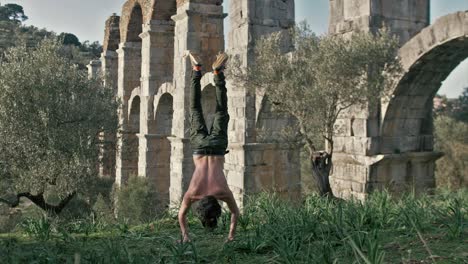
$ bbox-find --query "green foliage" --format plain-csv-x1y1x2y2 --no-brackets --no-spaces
0,3,101,66
229,23,402,195
231,23,401,152
58,32,81,46
0,190,467,263
92,194,115,224
0,3,28,23
434,116,468,189
434,90,468,124
115,177,159,225
0,40,119,212
454,87,468,123
20,216,52,241
439,198,465,239
0,204,21,233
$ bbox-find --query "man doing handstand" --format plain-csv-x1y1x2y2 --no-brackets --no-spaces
178,52,239,242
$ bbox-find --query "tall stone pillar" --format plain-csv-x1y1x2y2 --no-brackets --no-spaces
225,0,300,206
99,50,119,179
90,14,120,180
137,19,176,208
87,60,102,78
101,51,119,90
169,1,227,205
115,42,142,186
328,0,434,199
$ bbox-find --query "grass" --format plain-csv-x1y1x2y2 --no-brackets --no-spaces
0,190,467,263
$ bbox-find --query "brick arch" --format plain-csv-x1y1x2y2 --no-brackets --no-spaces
128,87,142,119
120,0,178,43
129,95,141,133
150,92,174,209
155,93,174,135
379,11,468,154
126,95,141,178
120,0,148,43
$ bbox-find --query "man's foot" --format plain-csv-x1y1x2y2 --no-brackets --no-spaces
189,51,202,71
212,52,229,74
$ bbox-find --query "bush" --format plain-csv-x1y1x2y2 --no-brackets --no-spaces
115,176,159,224
92,194,115,224
0,204,21,233
434,116,468,189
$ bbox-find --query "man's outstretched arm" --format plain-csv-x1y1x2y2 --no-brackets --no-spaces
178,194,192,242
223,192,239,241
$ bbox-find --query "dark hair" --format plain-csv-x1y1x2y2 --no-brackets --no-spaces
196,196,222,229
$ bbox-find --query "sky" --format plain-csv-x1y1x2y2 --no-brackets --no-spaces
3,0,468,98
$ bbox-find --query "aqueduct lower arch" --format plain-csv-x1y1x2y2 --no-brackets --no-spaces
89,0,300,208
330,6,468,199
88,0,468,203
381,11,468,153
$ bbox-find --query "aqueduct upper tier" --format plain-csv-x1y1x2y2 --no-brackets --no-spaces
90,0,300,208
88,0,468,203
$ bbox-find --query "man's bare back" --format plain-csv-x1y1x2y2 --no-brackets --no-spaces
185,156,231,201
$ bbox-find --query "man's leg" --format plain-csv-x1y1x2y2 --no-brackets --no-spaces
209,71,229,149
189,57,208,148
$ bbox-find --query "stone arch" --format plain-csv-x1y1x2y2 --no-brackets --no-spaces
155,93,174,135
150,93,174,208
120,0,177,43
129,96,141,132
128,87,142,118
103,14,121,51
126,96,141,178
120,0,147,43
152,83,175,118
379,11,468,154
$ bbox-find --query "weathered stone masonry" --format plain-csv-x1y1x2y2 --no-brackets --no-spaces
91,0,300,208
329,0,468,199
90,0,468,203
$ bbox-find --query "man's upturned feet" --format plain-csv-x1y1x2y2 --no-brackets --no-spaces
212,52,228,74
189,51,202,71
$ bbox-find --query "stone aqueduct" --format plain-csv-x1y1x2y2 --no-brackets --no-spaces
87,0,468,206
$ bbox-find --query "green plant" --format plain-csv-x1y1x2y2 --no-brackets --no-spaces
161,237,199,263
442,198,466,238
0,39,118,214
115,176,159,225
269,227,303,264
1,190,467,263
348,236,384,264
20,215,52,241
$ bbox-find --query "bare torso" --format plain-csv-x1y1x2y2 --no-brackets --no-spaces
185,155,231,201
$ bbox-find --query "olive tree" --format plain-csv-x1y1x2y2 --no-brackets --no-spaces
0,3,28,23
434,116,468,189
0,40,118,214
232,24,401,196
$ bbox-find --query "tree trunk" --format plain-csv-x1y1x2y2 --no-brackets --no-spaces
0,192,76,215
310,152,334,197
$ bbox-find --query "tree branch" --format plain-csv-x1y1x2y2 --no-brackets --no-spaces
0,191,76,214
298,121,317,154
